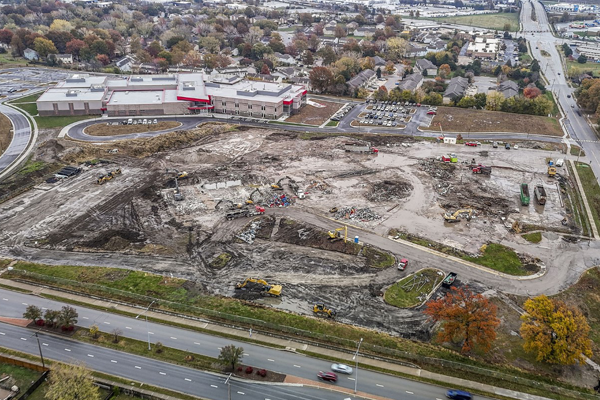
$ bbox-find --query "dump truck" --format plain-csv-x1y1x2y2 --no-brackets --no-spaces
535,185,547,205
472,165,491,175
442,272,457,288
344,142,378,153
225,205,265,220
520,183,530,206
236,278,282,297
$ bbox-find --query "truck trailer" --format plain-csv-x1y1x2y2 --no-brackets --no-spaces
535,185,547,205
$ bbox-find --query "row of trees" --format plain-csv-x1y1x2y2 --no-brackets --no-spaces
23,304,78,330
425,288,592,365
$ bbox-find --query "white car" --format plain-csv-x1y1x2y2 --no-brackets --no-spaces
556,158,564,167
331,363,353,374
153,119,158,124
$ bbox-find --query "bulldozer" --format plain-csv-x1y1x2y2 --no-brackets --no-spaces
313,303,336,319
548,165,557,177
443,208,473,223
328,226,347,242
235,278,282,297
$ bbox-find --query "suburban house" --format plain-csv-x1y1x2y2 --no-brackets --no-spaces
406,44,427,58
23,48,39,61
115,55,136,72
273,52,296,65
346,21,359,35
496,80,519,98
373,56,386,66
323,21,338,36
443,76,470,103
397,73,423,92
54,54,73,64
354,27,376,38
347,69,376,90
415,59,438,76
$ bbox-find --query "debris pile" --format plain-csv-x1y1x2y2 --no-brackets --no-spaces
333,207,380,221
419,159,456,180
237,220,261,244
365,180,413,202
267,193,292,207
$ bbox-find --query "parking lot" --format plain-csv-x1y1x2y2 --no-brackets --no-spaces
348,100,438,130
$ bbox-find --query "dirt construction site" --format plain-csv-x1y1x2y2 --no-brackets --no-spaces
0,123,577,340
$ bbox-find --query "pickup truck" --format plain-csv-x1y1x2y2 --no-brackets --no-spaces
442,272,457,288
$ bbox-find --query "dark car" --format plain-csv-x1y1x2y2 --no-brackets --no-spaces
567,95,571,98
446,389,472,400
317,371,337,382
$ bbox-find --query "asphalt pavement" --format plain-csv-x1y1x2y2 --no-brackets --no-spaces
0,103,31,173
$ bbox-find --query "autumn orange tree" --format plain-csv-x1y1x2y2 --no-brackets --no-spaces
520,295,592,365
424,287,500,354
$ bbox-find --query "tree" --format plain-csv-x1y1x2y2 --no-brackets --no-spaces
33,37,58,58
318,45,337,65
0,29,14,46
89,324,99,339
386,37,408,61
96,54,110,65
309,66,334,93
46,363,101,400
520,295,592,365
578,54,588,64
49,19,73,32
66,39,86,58
58,306,78,329
439,64,451,78
334,26,346,39
523,87,542,99
299,13,313,27
486,91,505,111
260,63,270,75
219,345,245,372
23,305,42,322
457,96,477,108
111,328,122,344
44,309,60,328
424,287,500,354
303,50,314,66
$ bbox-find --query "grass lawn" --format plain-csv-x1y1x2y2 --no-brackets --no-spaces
522,232,542,243
520,53,532,63
35,115,95,129
543,92,559,115
575,162,600,233
26,380,111,400
0,54,28,67
9,93,42,104
463,243,528,275
571,145,585,157
326,120,339,127
0,364,41,390
567,60,600,77
384,268,443,308
431,12,519,31
18,160,48,175
363,246,396,268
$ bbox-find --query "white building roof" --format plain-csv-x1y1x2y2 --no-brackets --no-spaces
57,74,107,88
107,90,180,106
38,88,106,103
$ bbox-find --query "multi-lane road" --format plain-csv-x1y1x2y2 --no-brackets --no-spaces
0,288,494,400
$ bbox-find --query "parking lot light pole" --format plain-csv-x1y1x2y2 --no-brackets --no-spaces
136,300,156,351
352,338,363,394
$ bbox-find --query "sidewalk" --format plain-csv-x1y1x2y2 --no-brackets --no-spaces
0,277,555,400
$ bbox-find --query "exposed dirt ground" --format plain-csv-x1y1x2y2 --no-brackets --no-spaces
84,121,182,136
0,123,591,385
285,100,342,125
0,112,13,156
428,107,563,136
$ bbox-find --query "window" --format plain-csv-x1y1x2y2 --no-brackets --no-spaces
261,105,265,111
248,105,252,110
221,101,226,106
235,103,239,108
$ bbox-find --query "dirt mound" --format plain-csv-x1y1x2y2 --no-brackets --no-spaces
84,121,181,136
365,180,413,202
35,139,65,163
274,218,361,255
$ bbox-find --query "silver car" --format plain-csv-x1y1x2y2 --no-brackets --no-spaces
331,363,353,374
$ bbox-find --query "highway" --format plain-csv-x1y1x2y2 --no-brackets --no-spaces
0,288,486,400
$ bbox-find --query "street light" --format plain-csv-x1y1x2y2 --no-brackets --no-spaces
34,332,45,368
352,338,363,394
136,300,156,351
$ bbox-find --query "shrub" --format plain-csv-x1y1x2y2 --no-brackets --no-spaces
245,366,253,374
257,369,267,377
35,319,45,326
237,367,243,372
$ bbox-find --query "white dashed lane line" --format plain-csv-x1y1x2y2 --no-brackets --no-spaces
111,360,118,363
0,333,4,336
159,372,166,375
20,338,26,341
267,359,274,362
135,366,141,369
193,342,201,345
103,322,110,325
170,337,177,340
293,365,301,368
42,343,48,346
405,390,413,394
184,378,191,382
148,332,154,335
210,385,218,388
65,349,71,352
2,298,8,301
87,354,94,358
21,303,28,306
376,384,384,387
125,327,132,330
237,392,245,395
82,317,89,320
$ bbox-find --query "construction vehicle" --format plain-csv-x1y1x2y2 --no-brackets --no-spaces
165,168,188,180
472,165,491,175
512,221,521,234
443,209,473,223
96,168,121,185
442,272,457,288
441,153,458,163
235,278,282,297
328,226,347,242
215,199,244,210
344,142,378,154
520,183,530,206
548,165,557,177
245,188,262,205
535,185,547,205
225,205,265,220
313,303,336,318
173,177,184,201
271,176,291,190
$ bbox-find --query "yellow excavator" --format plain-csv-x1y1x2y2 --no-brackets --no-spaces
235,278,282,297
443,208,473,223
215,199,244,210
328,226,347,242
96,168,121,185
245,188,262,205
313,303,337,318
271,176,291,191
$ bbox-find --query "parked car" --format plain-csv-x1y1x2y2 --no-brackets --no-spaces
505,143,511,150
331,364,353,374
446,389,472,400
427,111,436,115
317,371,337,382
398,258,408,270
465,142,478,147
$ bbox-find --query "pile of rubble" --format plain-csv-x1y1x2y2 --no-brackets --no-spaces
419,160,455,180
365,180,413,202
266,193,292,207
333,207,381,221
237,220,261,244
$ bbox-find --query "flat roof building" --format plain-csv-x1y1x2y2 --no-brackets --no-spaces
38,73,306,118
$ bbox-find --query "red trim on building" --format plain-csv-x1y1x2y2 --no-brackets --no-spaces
100,108,107,111
187,106,215,110
177,96,211,103
283,100,293,105
301,90,307,96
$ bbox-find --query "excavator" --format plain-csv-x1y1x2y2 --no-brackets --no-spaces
96,168,121,185
313,303,337,319
235,278,282,297
443,208,473,223
165,168,189,180
271,176,292,191
328,226,347,242
215,199,245,210
245,188,262,205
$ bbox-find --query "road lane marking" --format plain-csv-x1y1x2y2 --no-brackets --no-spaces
217,347,222,350
237,392,245,395
42,343,48,346
148,332,154,335
348,377,355,381
20,338,27,341
21,303,28,306
111,360,118,363
170,337,177,340
185,378,191,382
87,354,94,358
0,333,4,335
82,317,89,320
267,359,274,362
293,365,301,368
2,298,7,301
125,327,132,330
42,307,47,310
243,353,249,356
405,390,413,394
194,342,201,345
65,349,71,352
103,322,110,325
159,372,166,375
210,385,218,388
376,384,384,387
135,366,141,369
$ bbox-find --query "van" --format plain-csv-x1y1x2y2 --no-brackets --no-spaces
556,159,564,167
127,118,133,125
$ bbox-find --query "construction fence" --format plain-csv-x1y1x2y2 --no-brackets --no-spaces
9,269,600,400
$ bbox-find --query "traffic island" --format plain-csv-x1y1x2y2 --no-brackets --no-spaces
384,268,445,308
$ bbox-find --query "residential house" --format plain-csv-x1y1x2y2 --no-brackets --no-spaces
23,48,39,61
406,44,427,58
397,73,423,92
426,40,447,53
497,80,519,98
373,56,386,66
347,69,376,90
324,20,337,36
415,59,438,76
354,27,376,38
54,54,73,64
443,76,469,103
346,21,359,35
115,55,135,72
376,23,386,30
273,52,296,65
276,67,297,79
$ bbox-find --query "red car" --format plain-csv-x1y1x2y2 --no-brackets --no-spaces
465,142,477,147
427,111,436,115
317,371,338,382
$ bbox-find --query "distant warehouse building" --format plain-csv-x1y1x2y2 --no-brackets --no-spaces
37,73,307,118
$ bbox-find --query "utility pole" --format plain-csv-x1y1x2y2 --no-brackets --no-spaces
136,300,156,351
34,332,45,368
224,373,232,400
352,338,363,394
